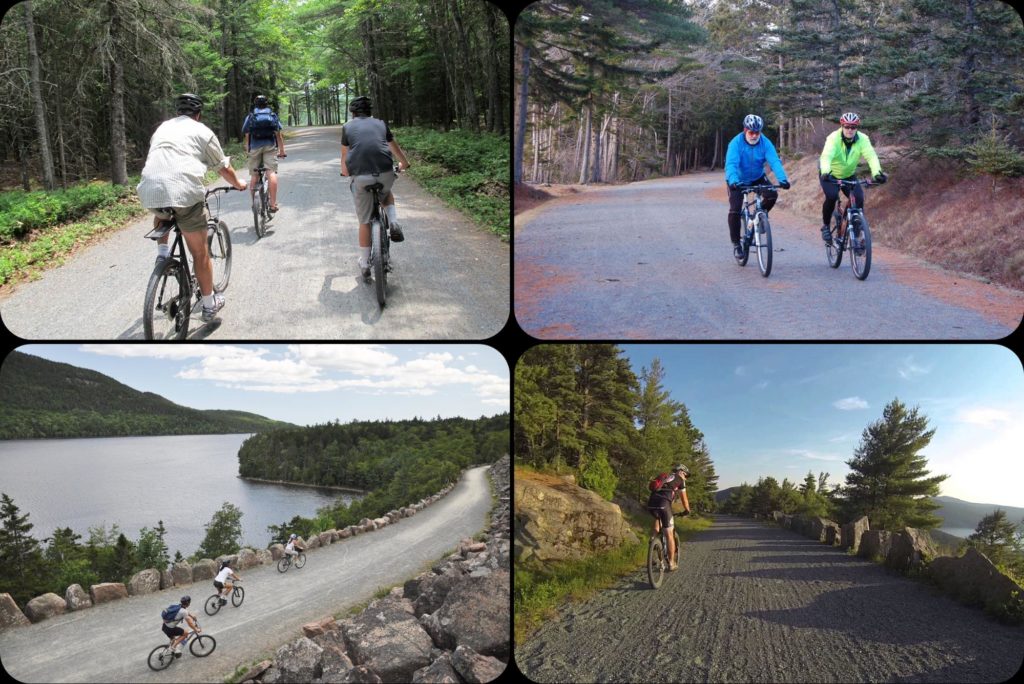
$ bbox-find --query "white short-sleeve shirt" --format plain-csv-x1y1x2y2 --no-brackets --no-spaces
137,115,230,209
214,567,234,584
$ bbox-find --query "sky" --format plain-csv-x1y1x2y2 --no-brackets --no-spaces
11,344,509,425
619,344,1023,509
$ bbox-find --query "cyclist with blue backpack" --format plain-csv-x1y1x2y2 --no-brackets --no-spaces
160,595,199,658
242,95,287,213
646,464,691,571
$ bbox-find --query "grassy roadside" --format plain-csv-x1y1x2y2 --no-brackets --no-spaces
514,511,713,646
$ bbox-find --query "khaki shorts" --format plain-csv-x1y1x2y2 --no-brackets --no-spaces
152,202,207,233
247,144,279,173
349,171,396,224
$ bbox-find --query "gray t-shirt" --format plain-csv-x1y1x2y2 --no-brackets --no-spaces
341,116,394,175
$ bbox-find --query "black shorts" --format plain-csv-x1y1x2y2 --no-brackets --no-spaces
646,497,673,529
162,623,184,638
214,581,224,590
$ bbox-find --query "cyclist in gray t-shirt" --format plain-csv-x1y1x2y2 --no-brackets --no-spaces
340,96,411,279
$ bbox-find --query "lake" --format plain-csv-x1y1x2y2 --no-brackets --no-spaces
0,434,359,557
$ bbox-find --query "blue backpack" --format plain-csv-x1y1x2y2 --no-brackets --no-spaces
161,604,181,621
249,107,277,138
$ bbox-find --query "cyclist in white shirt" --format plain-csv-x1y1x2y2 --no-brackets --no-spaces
284,533,304,560
213,561,240,605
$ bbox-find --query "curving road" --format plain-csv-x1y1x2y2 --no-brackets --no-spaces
515,515,1024,683
0,126,508,340
514,174,1023,339
0,466,492,683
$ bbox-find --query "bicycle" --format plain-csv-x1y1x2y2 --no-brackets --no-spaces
252,165,272,238
646,510,687,589
204,579,243,615
733,183,782,277
824,177,877,281
147,618,216,671
143,187,236,339
277,551,306,573
365,165,400,308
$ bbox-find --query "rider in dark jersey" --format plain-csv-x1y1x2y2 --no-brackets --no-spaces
646,464,691,571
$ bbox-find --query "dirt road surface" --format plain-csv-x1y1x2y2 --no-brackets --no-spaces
515,515,1024,683
514,174,1022,339
0,127,508,340
0,466,492,683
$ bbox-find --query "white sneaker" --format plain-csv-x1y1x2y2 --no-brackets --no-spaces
201,293,225,322
358,259,371,280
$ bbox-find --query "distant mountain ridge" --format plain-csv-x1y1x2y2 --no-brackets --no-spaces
0,351,295,439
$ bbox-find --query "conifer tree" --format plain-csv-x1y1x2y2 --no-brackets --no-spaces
0,493,46,605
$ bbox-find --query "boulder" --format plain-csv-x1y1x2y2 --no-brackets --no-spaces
421,570,509,659
514,471,640,566
238,548,259,569
338,527,353,539
887,528,937,573
89,582,127,604
269,543,285,560
216,553,240,568
25,593,67,623
303,616,337,638
450,645,507,683
319,651,355,684
841,516,870,553
160,569,174,590
824,523,842,546
807,517,836,543
858,530,894,561
238,659,273,683
170,560,192,586
341,598,433,681
319,531,334,546
0,592,31,630
373,517,390,529
273,636,324,682
312,628,351,661
341,666,383,683
461,540,487,557
929,547,1024,611
127,569,161,596
413,568,461,618
412,653,461,683
191,559,218,582
256,548,274,566
359,518,374,530
64,584,92,611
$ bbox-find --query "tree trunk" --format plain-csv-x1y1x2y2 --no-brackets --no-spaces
484,4,505,134
450,0,478,132
665,87,672,176
22,0,56,190
578,103,592,185
107,0,128,186
513,44,529,185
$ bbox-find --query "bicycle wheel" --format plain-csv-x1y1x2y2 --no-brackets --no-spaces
277,557,290,573
190,634,216,658
755,211,772,277
371,218,387,307
143,258,191,340
252,190,265,238
232,586,244,607
672,530,681,568
294,553,306,569
735,214,750,267
263,179,273,222
826,213,844,268
147,645,174,671
204,594,221,616
208,220,232,292
647,536,665,589
850,213,872,280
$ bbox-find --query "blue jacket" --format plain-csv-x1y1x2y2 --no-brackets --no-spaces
724,132,788,186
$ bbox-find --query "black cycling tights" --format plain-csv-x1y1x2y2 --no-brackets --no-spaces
726,176,777,244
820,175,865,225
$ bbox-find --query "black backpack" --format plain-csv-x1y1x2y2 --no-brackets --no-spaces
249,107,277,138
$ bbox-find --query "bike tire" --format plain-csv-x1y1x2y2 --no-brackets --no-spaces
277,557,290,573
826,213,844,269
190,634,216,658
263,180,273,223
208,219,232,292
735,214,750,267
252,191,265,238
232,586,244,607
143,258,191,340
204,595,220,616
147,645,174,671
647,536,665,589
851,214,872,280
672,530,681,568
755,211,772,277
371,219,387,307
295,553,306,569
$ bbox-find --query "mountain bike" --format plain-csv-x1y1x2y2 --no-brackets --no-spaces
252,165,272,239
365,166,400,308
277,551,306,573
204,579,243,615
142,187,235,339
147,619,216,671
646,511,687,589
824,177,877,281
734,183,781,277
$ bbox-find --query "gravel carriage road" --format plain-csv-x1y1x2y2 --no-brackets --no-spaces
514,173,1022,339
0,466,492,683
0,126,509,340
516,515,1024,683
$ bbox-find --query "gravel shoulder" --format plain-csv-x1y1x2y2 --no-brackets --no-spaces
515,515,1024,683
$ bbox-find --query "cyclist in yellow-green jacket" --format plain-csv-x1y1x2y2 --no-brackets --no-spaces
818,112,887,242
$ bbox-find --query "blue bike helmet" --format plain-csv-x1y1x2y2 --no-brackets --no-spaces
743,114,764,132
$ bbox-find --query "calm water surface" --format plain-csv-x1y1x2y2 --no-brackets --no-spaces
0,434,357,557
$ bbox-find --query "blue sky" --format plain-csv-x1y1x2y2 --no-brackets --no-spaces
620,344,1023,509
12,344,509,425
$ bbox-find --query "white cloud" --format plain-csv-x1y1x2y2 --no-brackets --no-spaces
81,344,266,361
834,396,869,410
898,355,932,379
785,448,845,462
954,407,1011,428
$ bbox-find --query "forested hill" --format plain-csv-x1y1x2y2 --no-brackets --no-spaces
0,351,294,439
238,414,510,491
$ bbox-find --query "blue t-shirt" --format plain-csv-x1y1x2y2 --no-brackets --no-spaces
724,132,788,186
242,109,282,151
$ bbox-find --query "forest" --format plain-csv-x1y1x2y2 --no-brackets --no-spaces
514,0,1024,185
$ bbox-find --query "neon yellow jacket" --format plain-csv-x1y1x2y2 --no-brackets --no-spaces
819,129,882,178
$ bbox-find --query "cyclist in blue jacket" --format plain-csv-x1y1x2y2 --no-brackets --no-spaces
724,114,791,259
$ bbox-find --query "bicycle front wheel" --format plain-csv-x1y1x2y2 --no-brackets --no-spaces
204,595,221,616
190,634,216,658
143,258,191,340
371,219,387,307
672,530,681,568
647,536,665,589
294,553,306,569
252,191,265,238
208,220,232,292
277,557,290,573
826,214,844,269
755,211,772,277
850,214,872,280
147,645,174,671
735,214,750,267
232,586,244,607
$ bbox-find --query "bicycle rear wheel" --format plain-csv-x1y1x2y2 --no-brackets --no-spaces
147,645,174,671
190,634,216,658
755,211,772,277
371,219,387,307
295,553,306,569
850,214,872,280
735,214,750,267
277,557,290,573
143,258,191,340
826,213,844,268
204,594,221,616
232,586,244,607
208,220,232,292
647,536,666,589
252,190,266,238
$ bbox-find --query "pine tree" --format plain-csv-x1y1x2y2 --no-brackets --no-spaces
968,509,1023,569
196,502,244,560
0,493,46,605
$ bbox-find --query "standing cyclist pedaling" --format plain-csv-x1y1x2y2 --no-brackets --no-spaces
818,112,887,249
241,94,286,212
724,114,791,260
646,464,691,571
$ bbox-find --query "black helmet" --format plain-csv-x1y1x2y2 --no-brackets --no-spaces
349,96,372,115
175,93,203,115
180,595,191,605
254,94,268,108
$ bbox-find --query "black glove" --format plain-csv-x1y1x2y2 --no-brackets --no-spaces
873,172,888,184
779,180,791,189
821,172,835,182
728,182,740,191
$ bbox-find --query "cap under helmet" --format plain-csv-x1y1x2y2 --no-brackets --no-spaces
175,93,203,115
839,112,861,127
743,114,764,132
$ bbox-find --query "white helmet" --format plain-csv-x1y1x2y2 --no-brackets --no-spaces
289,534,297,540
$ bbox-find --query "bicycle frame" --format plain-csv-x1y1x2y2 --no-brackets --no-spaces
828,178,871,239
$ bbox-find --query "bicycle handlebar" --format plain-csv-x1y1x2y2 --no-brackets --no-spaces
823,177,877,188
735,183,784,192
206,186,240,197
